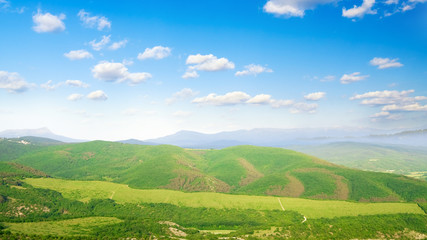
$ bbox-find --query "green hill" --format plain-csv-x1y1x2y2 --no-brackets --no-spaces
289,142,427,180
0,136,63,162
12,141,427,202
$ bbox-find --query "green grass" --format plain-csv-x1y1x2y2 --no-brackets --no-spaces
4,217,123,236
9,141,427,202
24,178,425,219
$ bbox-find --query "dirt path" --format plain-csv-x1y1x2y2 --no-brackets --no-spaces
277,198,285,211
110,191,115,200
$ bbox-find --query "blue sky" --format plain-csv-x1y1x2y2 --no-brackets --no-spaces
0,0,426,140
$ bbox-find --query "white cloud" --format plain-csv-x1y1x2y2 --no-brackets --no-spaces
186,54,235,71
0,0,10,9
382,103,427,111
350,90,414,103
91,61,151,85
77,9,111,31
270,99,295,108
32,10,65,33
89,35,111,51
385,0,399,4
246,94,273,105
67,93,84,101
87,90,108,101
192,91,250,106
192,91,318,113
138,46,171,60
352,89,427,120
290,102,318,114
65,80,89,88
126,72,152,85
182,71,199,79
401,4,415,11
370,57,403,69
0,71,31,93
183,54,234,78
342,0,377,18
64,49,93,60
166,88,199,105
172,110,192,117
263,0,337,17
340,72,369,84
304,92,326,101
109,40,128,50
320,75,335,82
235,64,273,76
40,80,61,91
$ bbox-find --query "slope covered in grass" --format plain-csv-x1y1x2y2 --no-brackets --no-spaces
12,141,427,202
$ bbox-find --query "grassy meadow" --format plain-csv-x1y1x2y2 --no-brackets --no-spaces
4,217,122,236
25,178,424,218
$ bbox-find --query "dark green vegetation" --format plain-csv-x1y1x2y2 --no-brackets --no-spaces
10,141,427,202
0,139,426,239
0,176,426,239
290,142,427,180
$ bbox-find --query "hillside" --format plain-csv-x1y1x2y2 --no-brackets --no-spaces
289,142,427,180
0,136,64,162
13,141,427,202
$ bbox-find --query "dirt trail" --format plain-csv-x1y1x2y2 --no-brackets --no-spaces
110,191,115,199
277,198,285,211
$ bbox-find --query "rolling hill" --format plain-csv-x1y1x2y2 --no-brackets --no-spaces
12,141,427,202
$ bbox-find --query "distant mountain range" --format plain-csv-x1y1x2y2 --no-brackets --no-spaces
1,127,426,148
144,128,427,148
0,128,84,143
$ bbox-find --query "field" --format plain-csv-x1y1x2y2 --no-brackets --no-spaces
4,217,123,236
25,178,424,219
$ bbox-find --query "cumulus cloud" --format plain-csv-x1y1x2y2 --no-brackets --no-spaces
32,10,65,33
290,102,318,114
87,90,108,101
270,99,295,108
91,61,151,85
304,92,326,101
138,46,171,60
78,9,111,31
183,54,234,78
342,0,377,18
64,49,93,60
351,89,427,120
192,92,250,106
370,57,403,69
235,64,273,77
182,71,199,79
67,93,83,101
192,91,317,113
166,88,199,105
40,80,61,91
263,0,337,18
172,110,192,117
109,40,128,50
0,71,31,93
340,72,369,84
247,94,273,105
65,80,89,88
89,35,111,51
